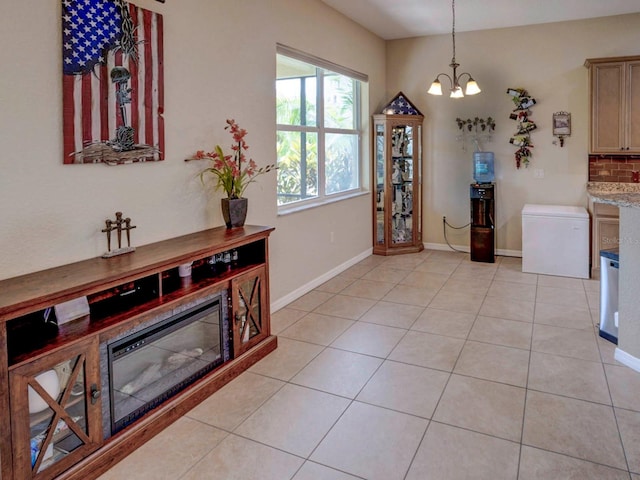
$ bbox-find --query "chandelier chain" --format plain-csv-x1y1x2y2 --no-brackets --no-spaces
427,0,480,97
451,0,456,63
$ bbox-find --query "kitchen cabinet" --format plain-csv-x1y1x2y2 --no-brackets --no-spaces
372,113,424,255
587,190,640,368
589,199,619,279
585,56,640,154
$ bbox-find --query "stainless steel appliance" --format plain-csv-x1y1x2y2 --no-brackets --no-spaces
599,248,619,344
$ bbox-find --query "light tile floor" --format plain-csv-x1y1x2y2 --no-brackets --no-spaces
99,250,640,480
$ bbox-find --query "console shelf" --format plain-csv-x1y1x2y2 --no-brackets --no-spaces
0,225,276,480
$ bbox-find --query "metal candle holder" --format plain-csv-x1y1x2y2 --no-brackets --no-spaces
102,211,136,258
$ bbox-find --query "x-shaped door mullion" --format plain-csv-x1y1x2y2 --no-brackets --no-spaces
240,278,261,337
30,355,90,471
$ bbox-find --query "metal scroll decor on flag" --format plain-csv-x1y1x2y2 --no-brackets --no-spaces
62,0,164,165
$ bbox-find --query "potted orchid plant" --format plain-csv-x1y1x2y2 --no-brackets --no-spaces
191,119,275,228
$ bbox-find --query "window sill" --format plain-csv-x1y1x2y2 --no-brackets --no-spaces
277,190,369,216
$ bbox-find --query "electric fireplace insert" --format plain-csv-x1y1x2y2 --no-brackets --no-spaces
107,295,229,434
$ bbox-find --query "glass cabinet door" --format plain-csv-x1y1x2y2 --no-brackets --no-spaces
10,337,102,480
375,123,385,246
231,267,268,357
372,114,423,255
391,125,414,245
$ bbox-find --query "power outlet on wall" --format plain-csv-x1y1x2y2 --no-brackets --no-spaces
533,168,545,179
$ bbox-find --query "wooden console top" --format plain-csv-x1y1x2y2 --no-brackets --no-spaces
0,225,274,322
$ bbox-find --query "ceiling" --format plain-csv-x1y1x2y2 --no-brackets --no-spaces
319,0,640,40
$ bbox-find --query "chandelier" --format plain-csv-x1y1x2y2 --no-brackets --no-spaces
427,0,481,98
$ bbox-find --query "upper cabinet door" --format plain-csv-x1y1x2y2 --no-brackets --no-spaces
587,56,640,155
626,61,640,152
590,62,625,153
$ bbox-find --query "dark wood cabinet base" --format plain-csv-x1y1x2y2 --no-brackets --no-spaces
0,226,275,480
59,336,277,480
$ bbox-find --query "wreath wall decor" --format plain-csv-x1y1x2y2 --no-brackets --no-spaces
455,117,496,152
507,88,536,169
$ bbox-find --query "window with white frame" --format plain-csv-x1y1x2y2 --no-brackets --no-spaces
276,45,367,209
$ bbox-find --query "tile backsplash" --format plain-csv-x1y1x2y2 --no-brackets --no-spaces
589,155,640,182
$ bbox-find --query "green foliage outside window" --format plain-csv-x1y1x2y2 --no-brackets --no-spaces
276,56,360,207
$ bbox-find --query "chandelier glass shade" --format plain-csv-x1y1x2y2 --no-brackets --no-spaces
427,0,481,98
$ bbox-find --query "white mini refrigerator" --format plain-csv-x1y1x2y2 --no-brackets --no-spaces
521,204,589,278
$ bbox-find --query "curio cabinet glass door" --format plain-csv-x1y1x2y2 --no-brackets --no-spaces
373,109,424,255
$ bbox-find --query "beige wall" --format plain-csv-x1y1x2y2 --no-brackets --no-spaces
3,2,640,308
386,13,640,253
0,0,385,306
618,207,640,361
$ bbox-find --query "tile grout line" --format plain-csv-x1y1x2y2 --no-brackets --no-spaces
516,273,538,479
196,254,638,479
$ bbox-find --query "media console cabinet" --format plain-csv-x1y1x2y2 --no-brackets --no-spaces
0,225,277,480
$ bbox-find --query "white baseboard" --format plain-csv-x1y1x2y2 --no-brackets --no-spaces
424,242,469,253
496,248,522,258
270,248,373,313
424,242,522,258
271,243,524,314
614,347,640,373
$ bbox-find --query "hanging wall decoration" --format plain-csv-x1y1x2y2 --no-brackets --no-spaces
62,0,164,165
552,111,571,147
455,117,496,152
507,88,536,169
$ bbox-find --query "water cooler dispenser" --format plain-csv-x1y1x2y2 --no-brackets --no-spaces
470,183,495,263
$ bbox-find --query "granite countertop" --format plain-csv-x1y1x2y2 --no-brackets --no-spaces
587,182,640,208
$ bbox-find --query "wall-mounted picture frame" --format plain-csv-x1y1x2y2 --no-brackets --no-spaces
552,111,571,136
62,0,164,165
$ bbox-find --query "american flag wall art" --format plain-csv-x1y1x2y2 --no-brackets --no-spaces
62,0,164,164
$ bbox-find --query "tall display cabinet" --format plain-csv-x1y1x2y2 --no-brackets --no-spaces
373,93,424,255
